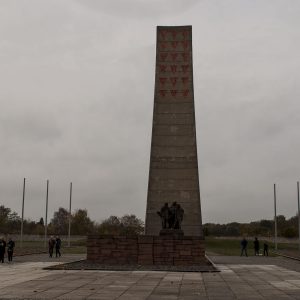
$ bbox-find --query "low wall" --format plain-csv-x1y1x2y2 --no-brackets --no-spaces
87,235,206,265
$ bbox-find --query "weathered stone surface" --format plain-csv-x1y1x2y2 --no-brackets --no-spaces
153,113,195,125
155,103,195,114
87,235,205,266
145,26,203,237
5,256,300,298
151,135,196,146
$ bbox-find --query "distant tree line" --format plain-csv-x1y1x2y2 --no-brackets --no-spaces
204,215,299,238
1,204,298,238
0,205,144,236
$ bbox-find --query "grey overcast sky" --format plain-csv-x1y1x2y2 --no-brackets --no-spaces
1,0,300,224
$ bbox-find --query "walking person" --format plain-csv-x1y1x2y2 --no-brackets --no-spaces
240,237,248,257
55,236,61,258
263,242,269,256
7,238,15,262
254,237,260,256
0,236,6,263
48,236,55,258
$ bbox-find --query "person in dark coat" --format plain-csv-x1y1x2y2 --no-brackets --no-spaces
0,237,6,263
254,237,260,256
55,236,61,258
48,236,55,258
7,238,15,262
240,237,248,257
263,242,269,256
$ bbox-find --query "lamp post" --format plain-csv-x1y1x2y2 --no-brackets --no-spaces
20,178,26,248
44,180,49,248
297,181,300,251
68,182,72,247
274,183,278,251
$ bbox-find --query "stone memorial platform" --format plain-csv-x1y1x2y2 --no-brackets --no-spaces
87,235,207,266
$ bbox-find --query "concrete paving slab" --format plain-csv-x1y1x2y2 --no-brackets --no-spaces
2,254,300,299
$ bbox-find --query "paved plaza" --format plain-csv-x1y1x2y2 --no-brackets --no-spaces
1,255,300,299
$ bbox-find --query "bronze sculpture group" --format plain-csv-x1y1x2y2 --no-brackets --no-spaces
157,202,184,230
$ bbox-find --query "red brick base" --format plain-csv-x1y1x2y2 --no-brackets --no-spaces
87,235,206,266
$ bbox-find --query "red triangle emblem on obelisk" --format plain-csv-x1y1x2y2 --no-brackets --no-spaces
170,90,178,97
170,77,177,86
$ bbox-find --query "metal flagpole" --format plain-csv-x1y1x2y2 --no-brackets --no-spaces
44,179,49,248
68,182,72,247
297,181,300,251
20,178,26,248
274,183,278,251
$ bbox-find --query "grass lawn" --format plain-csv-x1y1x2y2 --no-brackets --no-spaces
205,237,276,256
275,242,300,258
13,236,300,257
205,237,243,256
14,239,87,256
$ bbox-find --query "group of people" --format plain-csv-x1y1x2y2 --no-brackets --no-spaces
48,236,62,258
0,235,62,263
157,202,184,230
240,237,269,257
0,237,15,263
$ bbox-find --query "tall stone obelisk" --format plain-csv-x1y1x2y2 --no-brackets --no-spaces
145,26,203,237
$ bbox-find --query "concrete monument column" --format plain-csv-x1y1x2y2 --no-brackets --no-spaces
145,25,203,237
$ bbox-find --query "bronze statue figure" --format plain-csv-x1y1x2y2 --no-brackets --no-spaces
157,202,184,230
157,202,170,229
